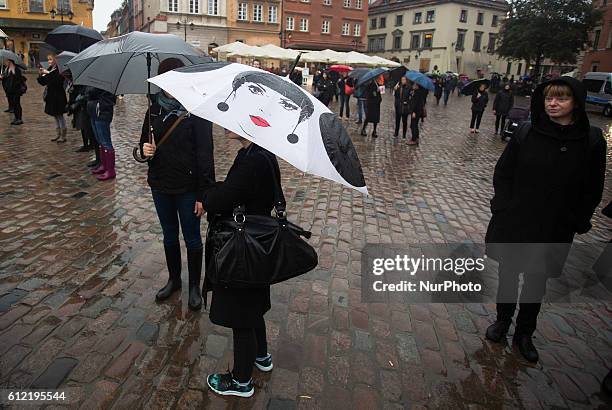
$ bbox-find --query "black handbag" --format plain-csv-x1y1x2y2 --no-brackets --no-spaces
204,153,318,288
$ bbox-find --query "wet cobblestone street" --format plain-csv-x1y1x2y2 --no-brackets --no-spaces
1,76,611,409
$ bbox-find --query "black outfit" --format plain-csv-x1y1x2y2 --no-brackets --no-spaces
1,66,12,113
493,89,514,134
338,76,354,118
469,90,488,129
3,67,25,122
316,78,334,107
202,144,279,382
37,68,67,116
485,76,606,337
290,71,302,86
434,81,443,105
393,84,410,137
409,87,425,142
68,84,94,149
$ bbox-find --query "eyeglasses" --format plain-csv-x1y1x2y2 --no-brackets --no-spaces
545,96,571,103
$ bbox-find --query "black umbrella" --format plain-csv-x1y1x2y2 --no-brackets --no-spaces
45,25,103,53
355,67,388,88
348,67,369,82
461,78,490,96
388,66,407,83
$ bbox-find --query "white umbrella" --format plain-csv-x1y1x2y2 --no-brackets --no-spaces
149,62,368,194
368,55,401,67
301,49,344,64
259,44,301,60
213,41,266,58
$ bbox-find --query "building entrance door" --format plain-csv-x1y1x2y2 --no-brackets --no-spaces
419,58,430,73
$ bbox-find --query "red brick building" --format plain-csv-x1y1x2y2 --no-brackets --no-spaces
582,0,612,74
282,0,368,51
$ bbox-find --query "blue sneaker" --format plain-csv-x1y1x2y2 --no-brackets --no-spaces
254,354,273,372
207,373,254,398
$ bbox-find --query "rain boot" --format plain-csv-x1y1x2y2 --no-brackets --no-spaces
57,128,67,143
156,244,182,301
87,142,101,167
50,128,61,142
96,148,116,181
91,148,106,174
187,246,203,311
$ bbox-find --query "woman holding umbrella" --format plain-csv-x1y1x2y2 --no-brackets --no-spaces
0,58,25,125
37,54,68,142
140,58,215,311
360,77,383,138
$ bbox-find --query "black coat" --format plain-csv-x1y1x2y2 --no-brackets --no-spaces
394,84,410,114
493,90,514,116
365,81,382,123
139,101,216,201
316,78,334,106
202,144,280,328
409,87,425,117
338,76,354,96
86,87,116,123
471,90,488,112
486,77,606,273
37,67,67,116
2,67,25,96
67,85,90,130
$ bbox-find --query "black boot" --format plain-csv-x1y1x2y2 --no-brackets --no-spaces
485,320,511,343
156,244,182,301
87,144,101,168
360,126,367,136
187,246,203,311
513,334,539,362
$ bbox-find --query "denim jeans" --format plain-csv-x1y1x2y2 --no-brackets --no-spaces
91,119,113,150
151,190,202,250
356,98,366,122
339,94,351,118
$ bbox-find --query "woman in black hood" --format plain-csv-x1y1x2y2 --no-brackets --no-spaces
484,76,606,363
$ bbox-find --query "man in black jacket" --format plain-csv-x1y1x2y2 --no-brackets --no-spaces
484,77,606,362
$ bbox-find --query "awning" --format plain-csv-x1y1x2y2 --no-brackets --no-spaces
0,28,7,39
0,18,74,31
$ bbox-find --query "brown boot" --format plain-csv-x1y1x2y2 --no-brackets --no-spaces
50,128,61,142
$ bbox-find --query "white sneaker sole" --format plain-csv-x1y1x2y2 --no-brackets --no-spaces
207,380,254,398
255,361,273,372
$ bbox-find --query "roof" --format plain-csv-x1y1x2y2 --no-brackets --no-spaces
369,0,509,13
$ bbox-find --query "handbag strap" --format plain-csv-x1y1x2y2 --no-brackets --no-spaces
156,113,188,148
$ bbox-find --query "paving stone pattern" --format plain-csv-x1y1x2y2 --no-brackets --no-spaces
0,76,611,409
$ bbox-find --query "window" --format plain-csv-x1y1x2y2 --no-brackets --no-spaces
355,0,362,9
426,10,435,23
582,79,604,93
189,0,199,14
414,12,422,24
323,0,332,4
411,34,420,49
238,3,248,20
506,61,512,75
370,18,377,29
593,29,601,49
253,4,263,22
301,0,310,2
342,23,350,35
344,0,350,7
608,30,612,48
368,38,376,51
393,36,402,50
517,62,522,75
286,16,295,31
396,15,403,26
492,15,498,27
456,30,465,50
208,0,218,15
477,12,484,25
487,33,496,53
168,0,178,12
353,23,361,36
58,0,71,11
380,17,386,28
268,5,277,23
300,18,309,32
459,10,467,23
0,0,7,8
377,37,385,51
423,32,433,48
604,81,611,95
322,20,330,34
473,31,482,51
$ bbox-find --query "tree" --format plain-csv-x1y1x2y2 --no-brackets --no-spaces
496,0,602,78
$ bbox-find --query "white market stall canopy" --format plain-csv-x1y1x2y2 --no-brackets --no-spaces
212,42,401,67
0,28,8,39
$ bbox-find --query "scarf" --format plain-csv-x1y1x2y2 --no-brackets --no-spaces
156,91,187,121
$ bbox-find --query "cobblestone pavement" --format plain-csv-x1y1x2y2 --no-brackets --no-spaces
1,76,611,409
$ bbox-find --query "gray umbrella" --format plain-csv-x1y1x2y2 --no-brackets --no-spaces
55,51,76,73
0,49,26,69
67,31,213,95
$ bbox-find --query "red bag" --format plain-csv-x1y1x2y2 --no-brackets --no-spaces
345,84,354,96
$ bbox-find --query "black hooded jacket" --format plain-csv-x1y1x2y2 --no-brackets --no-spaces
486,76,607,245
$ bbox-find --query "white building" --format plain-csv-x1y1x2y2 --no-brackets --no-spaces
367,0,527,77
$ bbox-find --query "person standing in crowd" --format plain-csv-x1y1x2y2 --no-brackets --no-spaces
37,54,68,142
337,72,354,120
0,58,25,125
290,69,303,86
434,77,443,105
493,83,514,137
252,60,261,69
328,70,340,102
312,70,321,88
469,83,489,133
354,82,367,125
87,87,117,181
360,79,382,138
443,76,454,106
315,71,334,107
393,77,410,138
203,130,279,398
28,49,36,68
140,58,215,312
408,82,425,145
66,75,95,153
485,77,606,362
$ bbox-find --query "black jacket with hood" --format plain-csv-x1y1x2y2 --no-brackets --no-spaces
493,89,514,116
486,77,607,248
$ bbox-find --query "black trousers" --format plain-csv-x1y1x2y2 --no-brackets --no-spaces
410,114,420,141
8,94,21,121
394,111,408,136
81,118,95,147
470,110,483,129
232,326,268,383
496,264,548,336
495,114,507,133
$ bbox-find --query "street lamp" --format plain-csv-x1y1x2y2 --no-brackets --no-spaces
176,19,194,42
50,4,74,24
279,29,292,48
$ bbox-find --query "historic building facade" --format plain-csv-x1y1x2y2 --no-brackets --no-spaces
582,0,612,74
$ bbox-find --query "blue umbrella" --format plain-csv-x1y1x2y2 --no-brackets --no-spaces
405,70,434,91
355,67,388,88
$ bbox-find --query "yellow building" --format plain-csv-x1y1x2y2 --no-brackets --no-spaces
0,0,94,67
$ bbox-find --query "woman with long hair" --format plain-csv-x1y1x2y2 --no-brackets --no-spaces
37,54,68,142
